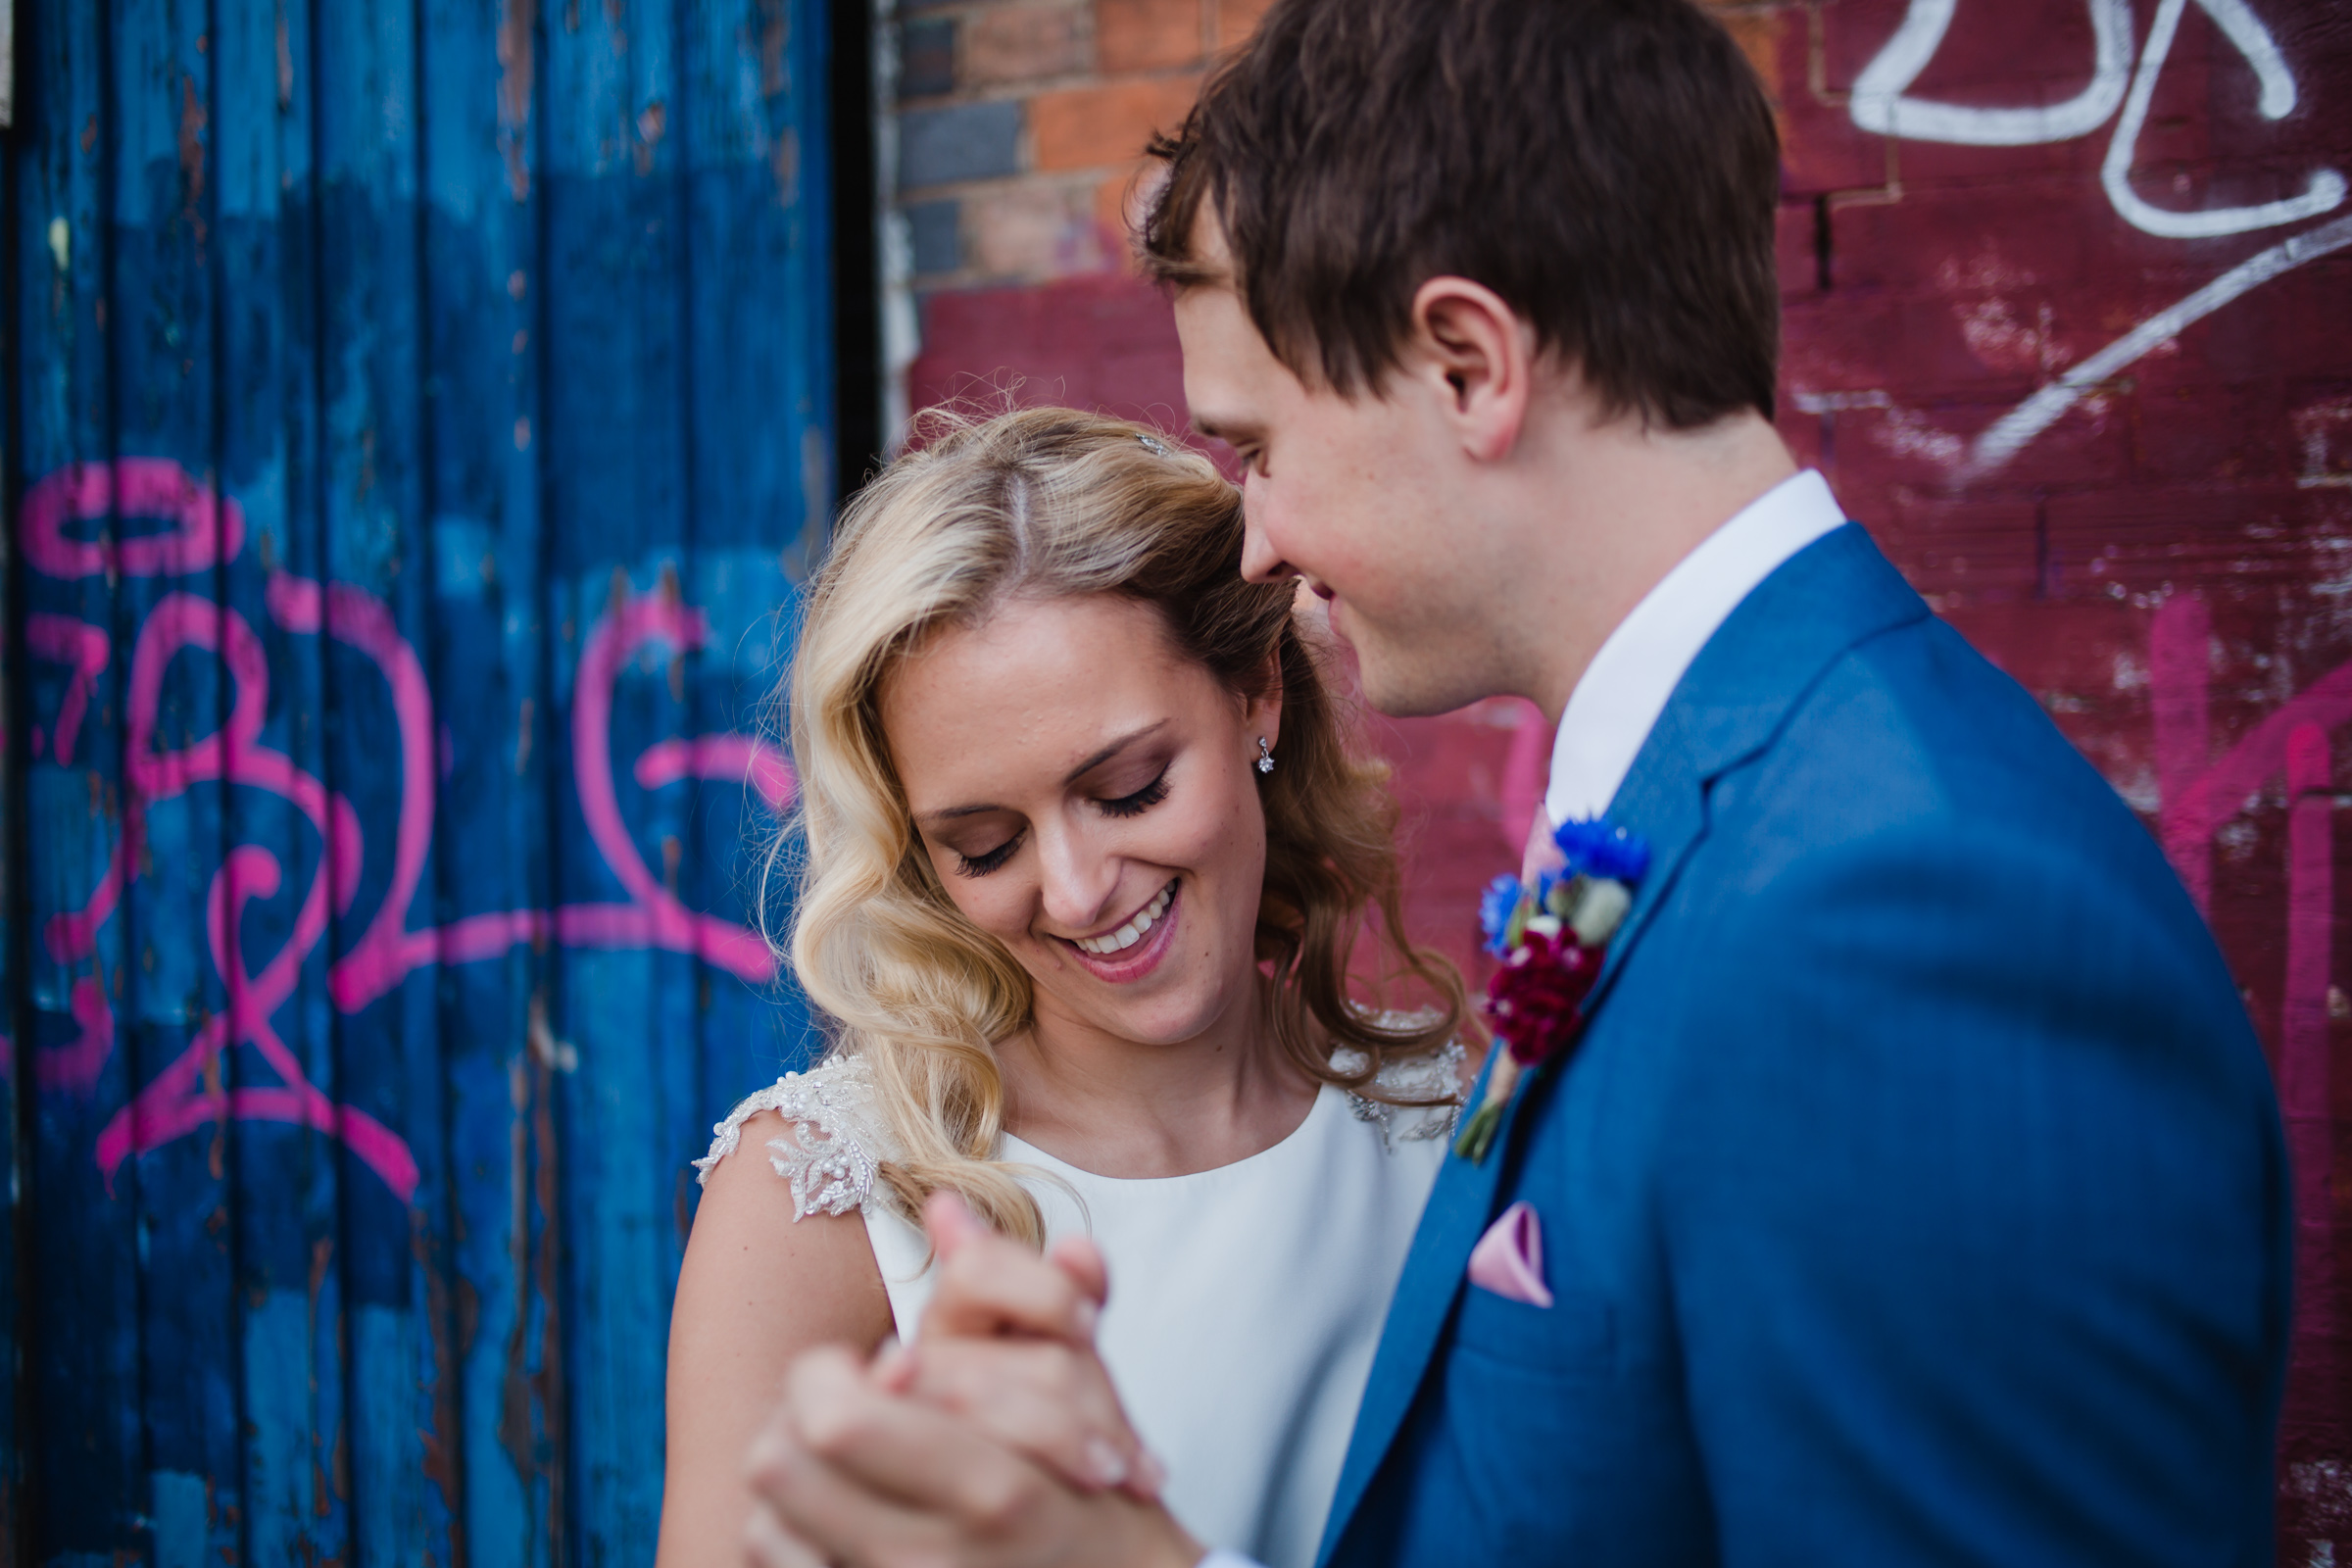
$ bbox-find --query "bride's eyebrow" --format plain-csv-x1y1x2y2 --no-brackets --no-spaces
1061,720,1168,786
918,721,1170,826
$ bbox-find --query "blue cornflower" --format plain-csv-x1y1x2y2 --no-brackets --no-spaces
1552,817,1652,884
1479,874,1523,957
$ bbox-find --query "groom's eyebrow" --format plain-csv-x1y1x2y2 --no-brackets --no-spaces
1062,721,1168,786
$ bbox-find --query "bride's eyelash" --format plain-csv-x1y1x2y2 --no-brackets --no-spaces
1099,769,1171,819
955,832,1024,878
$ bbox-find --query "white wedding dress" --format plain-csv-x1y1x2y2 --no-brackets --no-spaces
696,1040,1463,1568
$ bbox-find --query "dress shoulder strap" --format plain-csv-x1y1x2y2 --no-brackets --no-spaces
693,1054,894,1220
1331,1018,1470,1152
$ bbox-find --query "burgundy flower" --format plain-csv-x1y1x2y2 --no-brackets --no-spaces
1485,927,1602,1066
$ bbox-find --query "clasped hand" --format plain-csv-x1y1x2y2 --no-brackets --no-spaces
743,1194,1206,1568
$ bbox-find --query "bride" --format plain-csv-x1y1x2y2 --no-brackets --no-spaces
656,407,1471,1567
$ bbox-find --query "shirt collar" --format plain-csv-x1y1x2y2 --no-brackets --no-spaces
1544,469,1848,827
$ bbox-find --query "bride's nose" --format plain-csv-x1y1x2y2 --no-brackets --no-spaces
1033,819,1121,933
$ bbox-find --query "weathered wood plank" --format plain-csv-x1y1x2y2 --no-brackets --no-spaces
106,0,244,1561
680,0,835,1125
542,0,697,1549
214,0,354,1558
14,0,145,1551
309,0,456,1559
0,63,20,1568
417,0,564,1558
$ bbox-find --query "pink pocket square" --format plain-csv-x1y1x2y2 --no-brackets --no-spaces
1467,1200,1554,1307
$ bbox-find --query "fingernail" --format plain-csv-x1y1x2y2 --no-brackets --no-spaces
1072,1297,1100,1339
1085,1436,1129,1488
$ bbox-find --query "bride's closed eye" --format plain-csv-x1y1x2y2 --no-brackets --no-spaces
1097,767,1170,819
954,831,1025,878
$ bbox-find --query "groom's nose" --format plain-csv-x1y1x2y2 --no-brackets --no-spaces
1239,494,1291,584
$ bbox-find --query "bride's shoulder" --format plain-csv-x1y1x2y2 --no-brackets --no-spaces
1329,1012,1472,1152
692,1054,897,1220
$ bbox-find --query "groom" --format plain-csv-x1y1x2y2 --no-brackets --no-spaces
747,0,2290,1561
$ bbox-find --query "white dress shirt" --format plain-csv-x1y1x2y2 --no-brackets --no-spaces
1544,468,1849,827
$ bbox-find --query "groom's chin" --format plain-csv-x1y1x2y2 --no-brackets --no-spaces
1312,600,1497,717
1354,653,1491,721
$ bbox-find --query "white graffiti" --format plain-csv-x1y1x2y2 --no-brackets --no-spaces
2101,0,2344,238
1854,0,2342,239
1838,0,2348,478
1967,211,2352,478
1852,0,2133,147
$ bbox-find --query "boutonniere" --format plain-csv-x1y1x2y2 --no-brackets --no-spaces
1454,818,1651,1162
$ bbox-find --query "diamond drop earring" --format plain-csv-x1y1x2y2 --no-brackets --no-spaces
1256,736,1275,774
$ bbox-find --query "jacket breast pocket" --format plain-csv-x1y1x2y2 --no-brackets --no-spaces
1447,1276,1615,1381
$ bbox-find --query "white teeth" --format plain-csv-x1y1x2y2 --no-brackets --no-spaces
1074,882,1175,956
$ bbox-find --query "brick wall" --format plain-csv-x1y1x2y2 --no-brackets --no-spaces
886,0,1260,419
880,2,2352,1554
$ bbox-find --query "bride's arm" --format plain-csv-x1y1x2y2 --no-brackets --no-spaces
658,1108,896,1568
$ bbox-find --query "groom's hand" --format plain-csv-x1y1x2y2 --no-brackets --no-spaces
745,1346,1202,1568
888,1193,1166,1499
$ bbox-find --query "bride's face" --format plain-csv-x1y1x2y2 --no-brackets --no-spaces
880,592,1281,1052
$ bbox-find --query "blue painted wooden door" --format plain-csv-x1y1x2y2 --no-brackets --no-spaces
4,0,836,1558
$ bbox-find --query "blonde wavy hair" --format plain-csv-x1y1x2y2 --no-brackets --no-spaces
776,406,1468,1241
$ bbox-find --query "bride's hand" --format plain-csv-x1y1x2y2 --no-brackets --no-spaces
885,1193,1167,1500
746,1346,1201,1568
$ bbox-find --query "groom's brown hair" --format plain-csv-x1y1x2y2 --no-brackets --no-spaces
1141,0,1781,427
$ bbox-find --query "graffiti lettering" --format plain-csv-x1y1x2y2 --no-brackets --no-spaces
1840,0,2348,477
22,459,794,1203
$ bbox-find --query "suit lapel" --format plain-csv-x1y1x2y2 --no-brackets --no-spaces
1317,525,1929,1566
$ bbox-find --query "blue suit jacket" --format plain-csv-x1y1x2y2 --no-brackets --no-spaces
1320,526,2289,1567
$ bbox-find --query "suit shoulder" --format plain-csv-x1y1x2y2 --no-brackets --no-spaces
1752,613,2165,872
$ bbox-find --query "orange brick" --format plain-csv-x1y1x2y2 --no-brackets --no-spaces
1714,8,1787,108
1211,0,1274,52
965,2,1091,86
1098,0,1201,74
1030,74,1200,171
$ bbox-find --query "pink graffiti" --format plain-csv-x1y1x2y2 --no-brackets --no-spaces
637,734,797,813
23,459,794,1203
2152,595,2352,916
25,613,110,765
38,978,117,1094
20,457,244,579
2151,595,2336,1329
564,591,781,982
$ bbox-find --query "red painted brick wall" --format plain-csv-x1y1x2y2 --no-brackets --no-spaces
888,1,2352,1550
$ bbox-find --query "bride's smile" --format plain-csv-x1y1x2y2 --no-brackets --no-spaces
1062,878,1179,974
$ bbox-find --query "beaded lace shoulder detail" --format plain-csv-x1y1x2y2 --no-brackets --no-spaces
693,1054,892,1221
1332,1030,1469,1152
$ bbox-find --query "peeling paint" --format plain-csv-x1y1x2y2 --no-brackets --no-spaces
178,72,208,247
415,1213,467,1567
498,0,537,202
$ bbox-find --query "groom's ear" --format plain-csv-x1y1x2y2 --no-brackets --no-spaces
1408,276,1536,465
